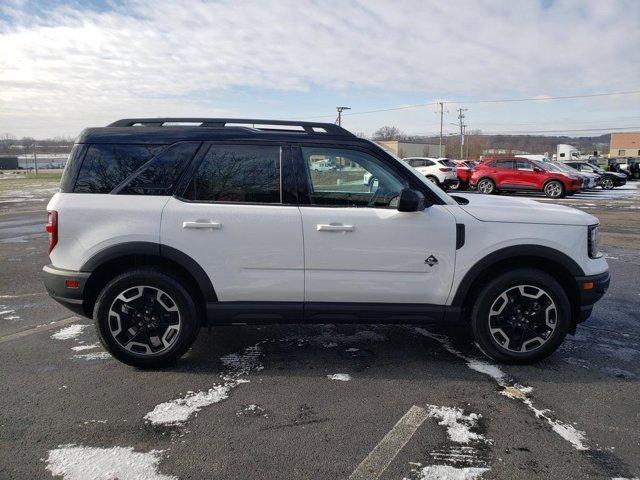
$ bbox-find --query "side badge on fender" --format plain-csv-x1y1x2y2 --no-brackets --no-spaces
425,255,438,267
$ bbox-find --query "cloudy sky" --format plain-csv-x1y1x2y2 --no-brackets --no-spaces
1,0,639,138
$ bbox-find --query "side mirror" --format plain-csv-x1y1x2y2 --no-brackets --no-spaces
533,167,542,173
397,188,426,212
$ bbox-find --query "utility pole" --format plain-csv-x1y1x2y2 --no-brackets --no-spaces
32,143,38,176
438,102,444,157
336,106,351,126
457,108,467,159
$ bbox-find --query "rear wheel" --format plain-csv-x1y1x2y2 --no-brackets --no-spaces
426,176,440,187
471,269,571,364
544,180,565,198
477,178,496,195
448,180,461,190
94,269,201,368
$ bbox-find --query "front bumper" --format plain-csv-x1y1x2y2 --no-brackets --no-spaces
43,264,90,317
574,270,610,322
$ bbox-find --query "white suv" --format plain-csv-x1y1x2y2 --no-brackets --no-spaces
44,118,609,368
402,157,458,190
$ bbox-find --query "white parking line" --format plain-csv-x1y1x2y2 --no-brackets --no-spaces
0,316,79,344
349,405,429,480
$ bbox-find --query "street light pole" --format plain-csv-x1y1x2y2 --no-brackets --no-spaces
439,101,444,157
32,143,38,176
336,106,351,126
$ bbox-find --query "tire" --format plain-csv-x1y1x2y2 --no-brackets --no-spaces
543,180,565,198
601,177,614,189
93,268,201,368
449,180,461,190
426,175,439,187
477,178,496,195
471,269,571,364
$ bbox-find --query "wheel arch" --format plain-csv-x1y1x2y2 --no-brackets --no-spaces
451,245,584,325
81,242,217,319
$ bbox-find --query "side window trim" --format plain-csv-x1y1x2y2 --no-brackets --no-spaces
175,141,288,206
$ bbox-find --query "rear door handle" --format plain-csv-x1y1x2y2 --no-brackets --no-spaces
182,221,222,230
317,224,354,232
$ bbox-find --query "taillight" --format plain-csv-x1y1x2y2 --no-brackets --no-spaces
46,210,58,254
439,167,452,172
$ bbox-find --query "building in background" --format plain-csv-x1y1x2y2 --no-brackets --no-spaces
0,155,19,170
376,140,444,158
609,132,640,158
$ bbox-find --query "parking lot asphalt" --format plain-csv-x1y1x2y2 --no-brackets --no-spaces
0,185,639,480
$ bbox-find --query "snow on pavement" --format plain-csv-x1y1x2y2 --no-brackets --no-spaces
45,444,176,480
51,324,90,340
414,327,589,451
327,373,352,381
407,465,490,480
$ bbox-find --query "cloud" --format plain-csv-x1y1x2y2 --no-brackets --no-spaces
1,0,639,136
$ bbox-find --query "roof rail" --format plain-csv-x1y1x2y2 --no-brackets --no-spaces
107,118,354,136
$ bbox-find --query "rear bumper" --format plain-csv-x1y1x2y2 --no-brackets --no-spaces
574,270,610,322
42,264,90,317
441,178,459,188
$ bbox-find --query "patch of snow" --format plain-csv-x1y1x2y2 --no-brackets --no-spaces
426,405,485,444
144,379,248,426
327,373,352,381
73,352,111,361
45,444,176,480
466,359,507,382
411,465,489,480
51,324,89,341
71,343,99,352
322,341,338,348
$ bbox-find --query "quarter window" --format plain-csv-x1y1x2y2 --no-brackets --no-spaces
302,147,407,207
183,144,281,203
74,144,165,193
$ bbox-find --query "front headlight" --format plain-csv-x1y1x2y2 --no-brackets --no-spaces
588,224,602,259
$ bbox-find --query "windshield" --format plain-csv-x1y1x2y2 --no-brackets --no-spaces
554,162,578,173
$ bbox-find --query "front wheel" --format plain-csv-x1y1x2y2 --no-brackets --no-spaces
601,177,614,189
544,180,565,198
471,269,571,364
94,269,201,368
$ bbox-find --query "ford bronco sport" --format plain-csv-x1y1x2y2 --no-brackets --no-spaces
43,118,610,367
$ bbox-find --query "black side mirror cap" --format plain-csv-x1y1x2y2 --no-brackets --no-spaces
397,188,426,212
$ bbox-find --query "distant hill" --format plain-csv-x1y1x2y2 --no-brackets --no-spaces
373,126,611,159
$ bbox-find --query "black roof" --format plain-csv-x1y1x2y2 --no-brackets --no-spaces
77,118,359,145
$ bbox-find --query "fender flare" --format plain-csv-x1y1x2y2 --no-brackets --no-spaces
450,244,584,306
80,241,217,302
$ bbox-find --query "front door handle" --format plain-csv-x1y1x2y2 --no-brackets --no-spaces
183,221,222,230
317,224,354,232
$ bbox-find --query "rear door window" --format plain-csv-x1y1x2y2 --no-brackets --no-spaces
182,144,281,203
74,144,165,193
117,142,201,195
491,160,514,169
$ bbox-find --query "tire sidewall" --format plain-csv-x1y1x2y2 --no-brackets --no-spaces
478,178,495,194
471,269,571,364
544,180,564,198
94,269,200,368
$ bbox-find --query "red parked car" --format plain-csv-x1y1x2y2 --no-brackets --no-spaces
450,159,472,190
470,157,582,198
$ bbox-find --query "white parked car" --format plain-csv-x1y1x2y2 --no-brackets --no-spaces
402,157,458,190
44,118,609,368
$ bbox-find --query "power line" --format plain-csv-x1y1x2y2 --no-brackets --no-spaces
302,89,640,120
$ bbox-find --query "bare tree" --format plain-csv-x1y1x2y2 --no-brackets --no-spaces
373,126,405,141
